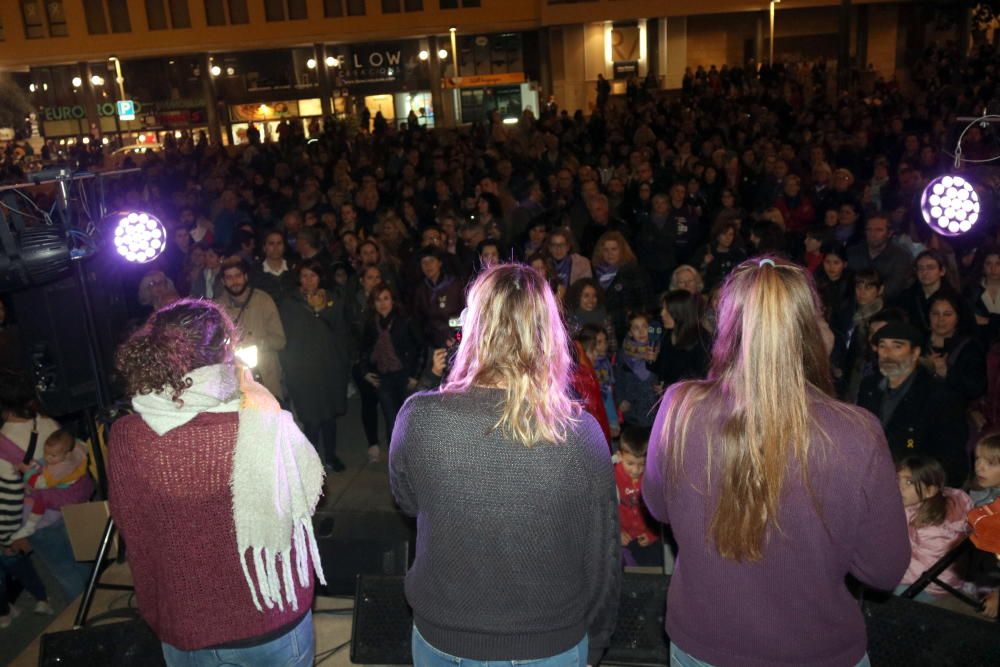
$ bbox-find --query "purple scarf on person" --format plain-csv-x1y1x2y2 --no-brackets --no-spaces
594,263,618,291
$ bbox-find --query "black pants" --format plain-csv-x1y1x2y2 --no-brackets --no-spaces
352,363,379,446
303,418,337,465
375,371,410,441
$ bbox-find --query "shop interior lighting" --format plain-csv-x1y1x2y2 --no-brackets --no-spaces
306,58,317,69
438,49,449,60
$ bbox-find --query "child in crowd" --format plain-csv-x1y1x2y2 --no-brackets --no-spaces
9,430,89,541
894,456,973,602
615,312,661,428
589,326,620,440
614,426,662,567
571,327,612,446
969,433,1000,618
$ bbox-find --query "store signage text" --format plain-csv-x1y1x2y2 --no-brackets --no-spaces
43,101,145,121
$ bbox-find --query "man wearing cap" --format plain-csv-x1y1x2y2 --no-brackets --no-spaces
411,246,466,348
857,321,969,484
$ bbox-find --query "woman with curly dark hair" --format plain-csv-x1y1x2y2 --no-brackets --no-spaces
108,299,326,667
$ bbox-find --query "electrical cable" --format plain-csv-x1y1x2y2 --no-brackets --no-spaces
941,113,1000,167
314,639,351,665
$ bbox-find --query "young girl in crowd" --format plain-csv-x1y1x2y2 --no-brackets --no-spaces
565,278,617,354
570,327,612,446
613,426,662,567
615,312,661,429
969,433,1000,618
894,456,973,602
586,325,620,440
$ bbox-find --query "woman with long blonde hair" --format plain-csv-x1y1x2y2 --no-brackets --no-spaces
389,263,620,667
643,257,909,667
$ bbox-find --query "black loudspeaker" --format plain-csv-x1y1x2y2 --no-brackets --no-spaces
39,619,165,667
316,535,409,597
864,594,1000,666
605,572,670,665
8,262,127,416
352,575,413,664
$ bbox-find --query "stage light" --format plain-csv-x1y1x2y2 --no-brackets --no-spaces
306,58,317,69
921,175,981,237
419,50,429,61
112,212,166,264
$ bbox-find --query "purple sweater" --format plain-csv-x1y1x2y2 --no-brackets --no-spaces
642,385,910,667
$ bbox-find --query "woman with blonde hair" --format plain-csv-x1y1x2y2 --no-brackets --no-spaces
389,263,620,667
643,257,910,667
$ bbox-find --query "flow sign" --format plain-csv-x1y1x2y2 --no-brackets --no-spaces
116,100,135,121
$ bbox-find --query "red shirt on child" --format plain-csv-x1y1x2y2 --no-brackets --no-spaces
614,461,658,543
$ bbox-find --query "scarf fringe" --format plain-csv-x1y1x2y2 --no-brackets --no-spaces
239,518,327,613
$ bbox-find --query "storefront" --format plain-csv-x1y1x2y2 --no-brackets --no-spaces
329,41,435,127
444,73,539,124
228,98,326,143
39,99,209,144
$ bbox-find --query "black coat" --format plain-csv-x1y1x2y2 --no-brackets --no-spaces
279,291,354,423
360,313,424,379
857,365,970,485
600,262,653,343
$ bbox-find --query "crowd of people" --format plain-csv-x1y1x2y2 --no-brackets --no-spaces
0,36,999,660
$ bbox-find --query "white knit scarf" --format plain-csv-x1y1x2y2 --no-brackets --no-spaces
131,363,327,612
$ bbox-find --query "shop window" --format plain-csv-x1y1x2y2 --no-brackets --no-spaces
347,0,365,16
323,0,343,17
404,0,421,10
82,0,108,34
146,0,168,29
21,0,45,39
381,0,399,12
107,0,132,32
169,0,191,27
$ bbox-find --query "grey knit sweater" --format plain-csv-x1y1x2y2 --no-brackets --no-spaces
389,386,621,665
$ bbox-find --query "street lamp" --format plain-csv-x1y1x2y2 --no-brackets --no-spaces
108,56,126,99
769,0,781,65
449,27,459,76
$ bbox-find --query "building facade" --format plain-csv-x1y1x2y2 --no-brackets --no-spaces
0,1,951,142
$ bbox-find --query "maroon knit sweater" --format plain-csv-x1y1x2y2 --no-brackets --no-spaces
108,412,315,650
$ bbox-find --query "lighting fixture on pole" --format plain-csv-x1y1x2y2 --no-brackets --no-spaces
449,27,459,76
769,0,780,65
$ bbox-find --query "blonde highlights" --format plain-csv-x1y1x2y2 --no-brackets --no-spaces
442,263,580,446
661,257,837,561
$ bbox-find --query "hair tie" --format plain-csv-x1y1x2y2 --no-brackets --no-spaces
758,259,776,268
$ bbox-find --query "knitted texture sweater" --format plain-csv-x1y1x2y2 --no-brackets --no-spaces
108,412,314,650
643,387,910,667
389,387,621,665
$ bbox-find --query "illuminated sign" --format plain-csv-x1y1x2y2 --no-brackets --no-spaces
116,100,136,121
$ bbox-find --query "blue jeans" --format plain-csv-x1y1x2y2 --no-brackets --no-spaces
0,551,48,615
412,625,588,667
161,610,314,667
28,519,90,601
670,644,871,667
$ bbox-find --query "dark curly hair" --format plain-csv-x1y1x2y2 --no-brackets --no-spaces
115,299,237,405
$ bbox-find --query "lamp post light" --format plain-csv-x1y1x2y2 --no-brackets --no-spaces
449,27,459,76
769,0,781,65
